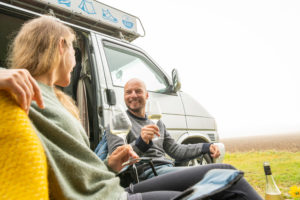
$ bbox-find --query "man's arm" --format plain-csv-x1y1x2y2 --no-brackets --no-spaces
106,125,154,156
161,123,219,160
107,145,138,172
128,124,156,155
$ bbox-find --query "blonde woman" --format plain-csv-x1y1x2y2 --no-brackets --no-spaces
8,15,133,199
5,15,263,200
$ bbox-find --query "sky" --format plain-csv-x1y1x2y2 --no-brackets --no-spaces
100,0,300,138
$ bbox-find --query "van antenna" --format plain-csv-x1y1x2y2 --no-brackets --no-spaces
118,31,125,40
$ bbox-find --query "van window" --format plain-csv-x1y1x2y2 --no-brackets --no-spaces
103,41,169,92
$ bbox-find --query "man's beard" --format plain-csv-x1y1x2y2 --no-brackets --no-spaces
126,101,143,115
127,106,142,114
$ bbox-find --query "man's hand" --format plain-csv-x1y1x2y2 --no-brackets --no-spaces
0,69,44,113
141,124,160,144
108,145,139,172
209,144,220,158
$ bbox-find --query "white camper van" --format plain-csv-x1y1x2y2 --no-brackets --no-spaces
0,0,224,165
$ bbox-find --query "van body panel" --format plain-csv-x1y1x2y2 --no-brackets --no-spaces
186,116,216,131
179,92,212,118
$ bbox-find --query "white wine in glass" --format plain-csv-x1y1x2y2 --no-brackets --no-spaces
110,105,136,166
110,129,130,142
148,114,162,124
146,100,162,140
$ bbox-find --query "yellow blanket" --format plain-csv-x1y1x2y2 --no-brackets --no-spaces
0,91,48,200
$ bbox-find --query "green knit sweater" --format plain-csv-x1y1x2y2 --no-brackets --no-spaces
29,82,126,200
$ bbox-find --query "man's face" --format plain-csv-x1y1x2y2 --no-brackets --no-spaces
124,80,148,115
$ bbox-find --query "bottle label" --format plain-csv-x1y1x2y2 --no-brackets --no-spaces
265,193,282,200
264,165,272,175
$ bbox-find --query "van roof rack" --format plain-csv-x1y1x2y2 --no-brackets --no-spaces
1,0,145,42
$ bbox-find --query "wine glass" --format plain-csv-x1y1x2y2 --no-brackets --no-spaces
146,100,162,140
109,104,132,144
110,104,138,166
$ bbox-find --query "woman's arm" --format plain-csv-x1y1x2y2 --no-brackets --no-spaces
107,145,139,172
0,68,44,113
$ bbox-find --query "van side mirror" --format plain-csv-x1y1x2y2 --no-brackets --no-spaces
106,89,116,106
172,68,181,92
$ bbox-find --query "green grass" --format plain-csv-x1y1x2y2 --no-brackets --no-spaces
223,151,300,199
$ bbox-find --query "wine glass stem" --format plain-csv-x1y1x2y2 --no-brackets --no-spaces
121,136,127,144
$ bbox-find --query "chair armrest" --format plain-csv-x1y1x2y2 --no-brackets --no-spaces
117,157,158,187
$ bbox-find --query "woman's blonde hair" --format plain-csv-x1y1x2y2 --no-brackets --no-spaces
8,15,79,120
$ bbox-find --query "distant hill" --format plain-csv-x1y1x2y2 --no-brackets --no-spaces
220,133,300,152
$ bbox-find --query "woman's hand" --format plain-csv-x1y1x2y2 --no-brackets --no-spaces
0,69,44,113
108,145,139,172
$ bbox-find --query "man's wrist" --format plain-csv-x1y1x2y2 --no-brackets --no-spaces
135,136,153,152
202,143,213,154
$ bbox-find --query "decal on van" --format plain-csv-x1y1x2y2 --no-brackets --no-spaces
58,0,71,7
79,0,96,14
102,9,118,23
122,16,134,29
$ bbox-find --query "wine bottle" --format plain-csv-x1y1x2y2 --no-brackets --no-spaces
263,162,282,200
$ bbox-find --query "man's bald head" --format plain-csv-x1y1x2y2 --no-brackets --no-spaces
124,78,147,91
124,78,148,117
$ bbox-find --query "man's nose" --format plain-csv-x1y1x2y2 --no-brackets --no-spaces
130,91,138,97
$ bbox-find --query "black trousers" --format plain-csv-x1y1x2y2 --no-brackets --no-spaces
126,163,263,200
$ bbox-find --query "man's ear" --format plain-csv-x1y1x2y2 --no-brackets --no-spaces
146,91,149,99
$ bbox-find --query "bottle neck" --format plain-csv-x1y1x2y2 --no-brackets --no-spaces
265,174,281,194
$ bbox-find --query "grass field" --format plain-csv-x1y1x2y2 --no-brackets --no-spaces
221,133,300,153
223,151,300,199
